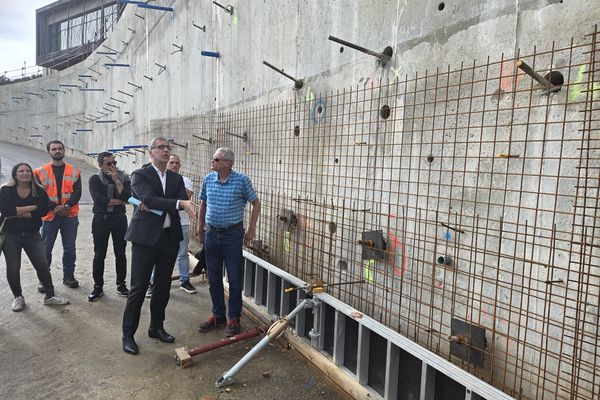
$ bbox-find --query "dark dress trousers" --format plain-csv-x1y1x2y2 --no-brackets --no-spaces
122,164,188,337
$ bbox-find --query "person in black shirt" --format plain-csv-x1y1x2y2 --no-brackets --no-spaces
0,163,69,311
88,152,132,301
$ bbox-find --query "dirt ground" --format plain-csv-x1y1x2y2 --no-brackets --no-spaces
0,142,344,400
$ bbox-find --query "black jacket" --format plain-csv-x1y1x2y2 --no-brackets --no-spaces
88,172,131,215
0,185,50,232
125,164,188,247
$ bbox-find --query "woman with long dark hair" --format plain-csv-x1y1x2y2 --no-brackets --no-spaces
0,162,69,311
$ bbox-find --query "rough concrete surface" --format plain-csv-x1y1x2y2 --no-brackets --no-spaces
0,142,344,400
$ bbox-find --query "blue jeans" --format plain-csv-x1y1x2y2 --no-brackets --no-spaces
176,227,190,282
204,224,244,319
41,215,79,279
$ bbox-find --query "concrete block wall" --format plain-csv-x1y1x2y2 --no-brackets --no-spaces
1,1,599,399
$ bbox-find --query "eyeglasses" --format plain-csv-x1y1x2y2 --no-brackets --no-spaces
152,144,172,151
104,161,117,166
212,158,230,162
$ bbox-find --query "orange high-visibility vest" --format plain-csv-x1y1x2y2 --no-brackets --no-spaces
34,162,80,221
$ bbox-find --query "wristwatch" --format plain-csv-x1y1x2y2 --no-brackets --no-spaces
64,204,71,210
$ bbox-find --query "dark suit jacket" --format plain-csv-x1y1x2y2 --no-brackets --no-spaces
125,163,189,247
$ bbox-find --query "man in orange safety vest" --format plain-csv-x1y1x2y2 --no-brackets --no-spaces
34,140,82,289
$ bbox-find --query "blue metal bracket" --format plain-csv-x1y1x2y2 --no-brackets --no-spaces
201,51,220,58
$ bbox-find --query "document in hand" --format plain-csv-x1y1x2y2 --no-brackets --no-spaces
127,197,164,216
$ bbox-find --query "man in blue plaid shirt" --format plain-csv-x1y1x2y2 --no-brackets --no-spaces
196,147,261,336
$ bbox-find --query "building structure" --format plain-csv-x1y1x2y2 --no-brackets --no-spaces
1,1,599,399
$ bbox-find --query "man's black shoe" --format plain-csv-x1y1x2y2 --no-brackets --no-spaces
63,277,79,288
116,284,129,297
179,280,196,294
122,336,139,355
88,287,104,302
148,327,175,343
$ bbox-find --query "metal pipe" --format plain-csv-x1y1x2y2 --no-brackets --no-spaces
104,63,130,68
193,22,206,32
192,134,213,143
175,327,264,368
110,97,127,104
262,61,303,89
154,63,167,74
212,1,233,14
118,90,134,98
171,44,183,54
168,140,188,149
436,255,452,266
439,222,465,233
224,131,247,141
88,67,102,76
516,60,553,90
127,81,142,90
215,298,314,387
328,35,393,66
101,45,120,53
137,3,174,12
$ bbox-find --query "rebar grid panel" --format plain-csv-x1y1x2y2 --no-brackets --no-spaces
151,28,600,400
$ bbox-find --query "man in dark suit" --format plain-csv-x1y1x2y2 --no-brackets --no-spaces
121,136,196,355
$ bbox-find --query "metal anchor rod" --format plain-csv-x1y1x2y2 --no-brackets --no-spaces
516,60,553,90
212,1,233,14
224,131,247,140
262,61,303,89
328,35,392,66
192,134,213,143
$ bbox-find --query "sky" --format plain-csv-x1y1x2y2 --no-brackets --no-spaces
0,0,54,76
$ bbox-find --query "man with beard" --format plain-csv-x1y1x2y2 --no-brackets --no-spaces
88,152,132,301
34,140,82,289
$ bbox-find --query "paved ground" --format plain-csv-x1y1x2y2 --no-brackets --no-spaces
0,142,344,400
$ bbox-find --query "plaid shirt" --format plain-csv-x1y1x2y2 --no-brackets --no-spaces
199,170,257,228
